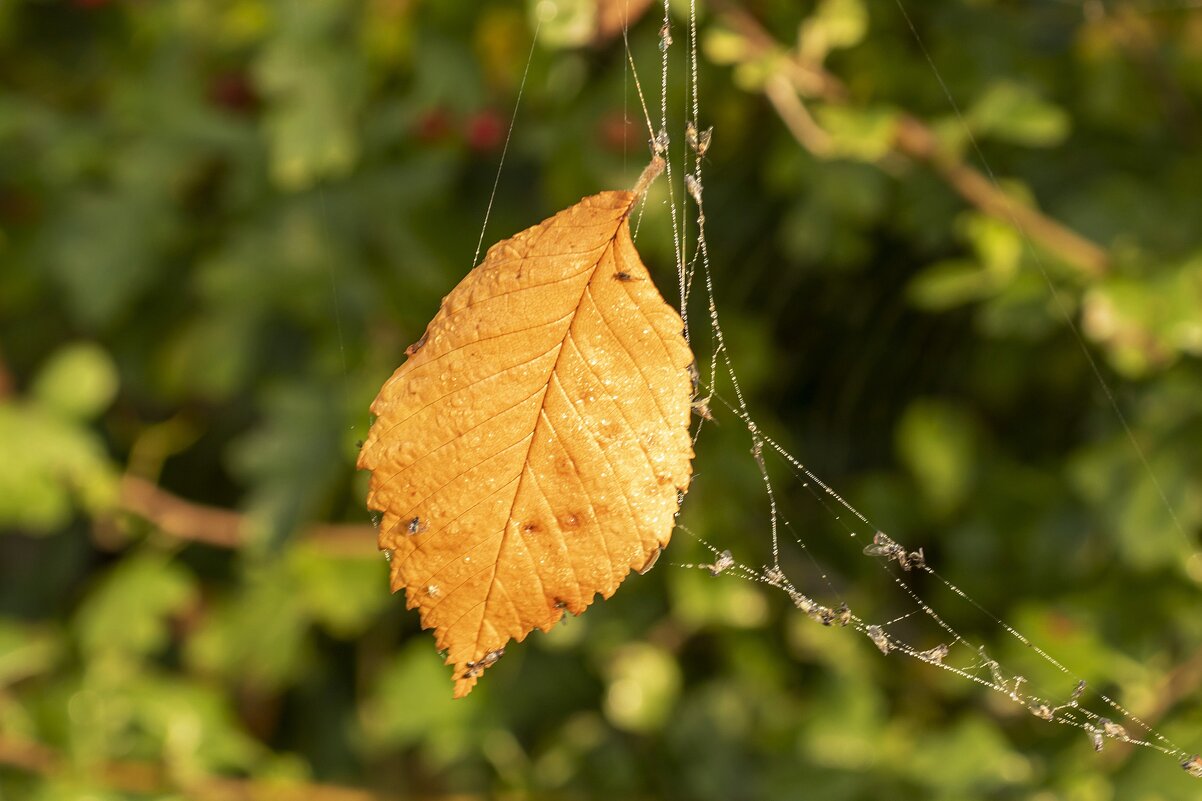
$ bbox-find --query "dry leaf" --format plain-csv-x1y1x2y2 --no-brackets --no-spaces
359,171,694,696
593,0,655,46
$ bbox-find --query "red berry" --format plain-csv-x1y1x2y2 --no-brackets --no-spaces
465,110,505,153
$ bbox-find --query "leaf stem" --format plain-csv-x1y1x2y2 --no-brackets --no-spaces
632,155,666,198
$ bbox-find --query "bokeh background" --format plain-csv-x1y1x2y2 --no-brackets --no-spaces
3,0,1202,799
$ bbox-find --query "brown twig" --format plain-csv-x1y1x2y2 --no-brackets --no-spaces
762,74,833,157
0,737,57,775
118,475,377,556
715,3,1111,280
892,116,1110,279
715,2,846,101
0,735,398,801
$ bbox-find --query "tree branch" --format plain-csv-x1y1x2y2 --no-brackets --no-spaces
118,475,377,556
891,116,1110,279
715,3,1111,280
762,74,834,157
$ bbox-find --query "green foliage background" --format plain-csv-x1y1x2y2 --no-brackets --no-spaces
2,0,1202,799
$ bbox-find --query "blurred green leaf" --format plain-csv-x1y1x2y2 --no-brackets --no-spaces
0,619,61,687
64,668,265,776
39,188,175,329
669,565,769,630
186,561,310,690
967,81,1070,148
24,778,130,801
602,643,681,733
1082,256,1202,378
531,0,595,49
76,551,195,660
978,270,1071,341
963,214,1023,275
897,718,1028,797
703,25,753,67
125,675,266,775
0,402,116,532
31,342,119,420
362,639,477,754
908,213,1022,309
229,384,345,551
896,398,977,518
254,3,365,189
908,258,998,310
1071,426,1199,570
813,106,900,162
289,545,388,638
797,674,884,771
800,0,868,62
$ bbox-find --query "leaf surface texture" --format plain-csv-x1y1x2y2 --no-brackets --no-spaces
359,190,694,696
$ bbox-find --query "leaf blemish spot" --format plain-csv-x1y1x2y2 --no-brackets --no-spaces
614,271,637,282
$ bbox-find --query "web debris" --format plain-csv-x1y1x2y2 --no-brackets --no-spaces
616,0,1200,779
645,0,1201,777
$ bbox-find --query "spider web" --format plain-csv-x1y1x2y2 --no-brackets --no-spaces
631,0,1202,780
475,0,1202,781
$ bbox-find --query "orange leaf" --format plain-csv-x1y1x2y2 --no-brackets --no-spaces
359,175,695,697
